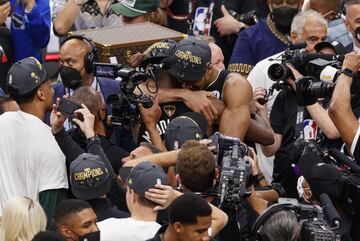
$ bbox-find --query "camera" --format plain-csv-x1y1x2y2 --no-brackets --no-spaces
267,49,342,82
93,62,162,127
228,10,260,27
252,196,340,241
211,132,252,210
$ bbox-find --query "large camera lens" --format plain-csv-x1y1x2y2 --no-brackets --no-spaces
308,82,334,99
268,63,291,81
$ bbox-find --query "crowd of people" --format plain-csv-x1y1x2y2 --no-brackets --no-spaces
2,0,360,240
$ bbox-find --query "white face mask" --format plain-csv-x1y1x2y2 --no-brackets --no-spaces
297,175,305,199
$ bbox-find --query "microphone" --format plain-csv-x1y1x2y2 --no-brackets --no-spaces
329,148,360,174
320,66,339,83
319,193,341,228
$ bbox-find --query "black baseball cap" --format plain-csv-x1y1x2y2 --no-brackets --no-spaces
70,153,111,200
164,112,207,151
314,41,347,56
123,161,168,197
168,36,211,82
7,57,47,96
140,39,177,69
299,152,345,201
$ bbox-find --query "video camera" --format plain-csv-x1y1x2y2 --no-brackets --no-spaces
325,149,360,217
93,62,162,126
260,47,343,104
295,72,360,106
211,132,252,210
267,48,343,82
252,195,341,241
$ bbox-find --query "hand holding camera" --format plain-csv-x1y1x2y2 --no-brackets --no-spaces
72,104,95,139
50,97,95,138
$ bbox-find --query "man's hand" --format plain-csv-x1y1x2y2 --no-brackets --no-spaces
72,104,95,138
183,90,218,126
138,96,162,128
145,184,182,211
245,147,261,176
213,5,245,37
50,97,67,134
253,87,267,113
342,52,360,73
0,2,10,24
22,0,35,12
129,52,145,67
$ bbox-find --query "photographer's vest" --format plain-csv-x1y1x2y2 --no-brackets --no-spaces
137,69,230,144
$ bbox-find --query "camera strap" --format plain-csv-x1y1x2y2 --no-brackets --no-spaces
294,106,305,140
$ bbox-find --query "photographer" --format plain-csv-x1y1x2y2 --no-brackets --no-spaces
329,52,360,160
259,13,343,198
124,139,272,241
51,34,136,152
249,10,330,190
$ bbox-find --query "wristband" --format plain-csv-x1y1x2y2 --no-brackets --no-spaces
86,135,100,144
339,68,353,78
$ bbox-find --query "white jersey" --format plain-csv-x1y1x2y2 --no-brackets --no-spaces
247,52,284,183
98,217,161,241
0,111,68,215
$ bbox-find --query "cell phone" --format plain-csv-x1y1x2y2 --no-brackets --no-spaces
57,98,81,117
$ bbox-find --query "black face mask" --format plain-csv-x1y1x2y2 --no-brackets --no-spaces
78,231,100,241
60,66,83,90
272,6,299,35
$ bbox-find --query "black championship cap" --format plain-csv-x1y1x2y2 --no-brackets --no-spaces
164,112,207,151
70,153,111,200
140,39,177,69
168,36,211,82
314,41,347,56
123,161,168,197
7,57,47,96
299,152,345,201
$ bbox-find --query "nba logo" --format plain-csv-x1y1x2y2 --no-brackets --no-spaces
303,119,318,140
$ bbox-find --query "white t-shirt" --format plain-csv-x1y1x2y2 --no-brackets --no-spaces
98,218,161,241
247,52,284,184
0,111,68,215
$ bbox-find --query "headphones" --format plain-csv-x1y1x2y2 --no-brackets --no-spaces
251,203,298,241
60,34,97,74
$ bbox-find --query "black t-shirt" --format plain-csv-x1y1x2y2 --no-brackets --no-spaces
211,196,258,241
270,88,310,198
